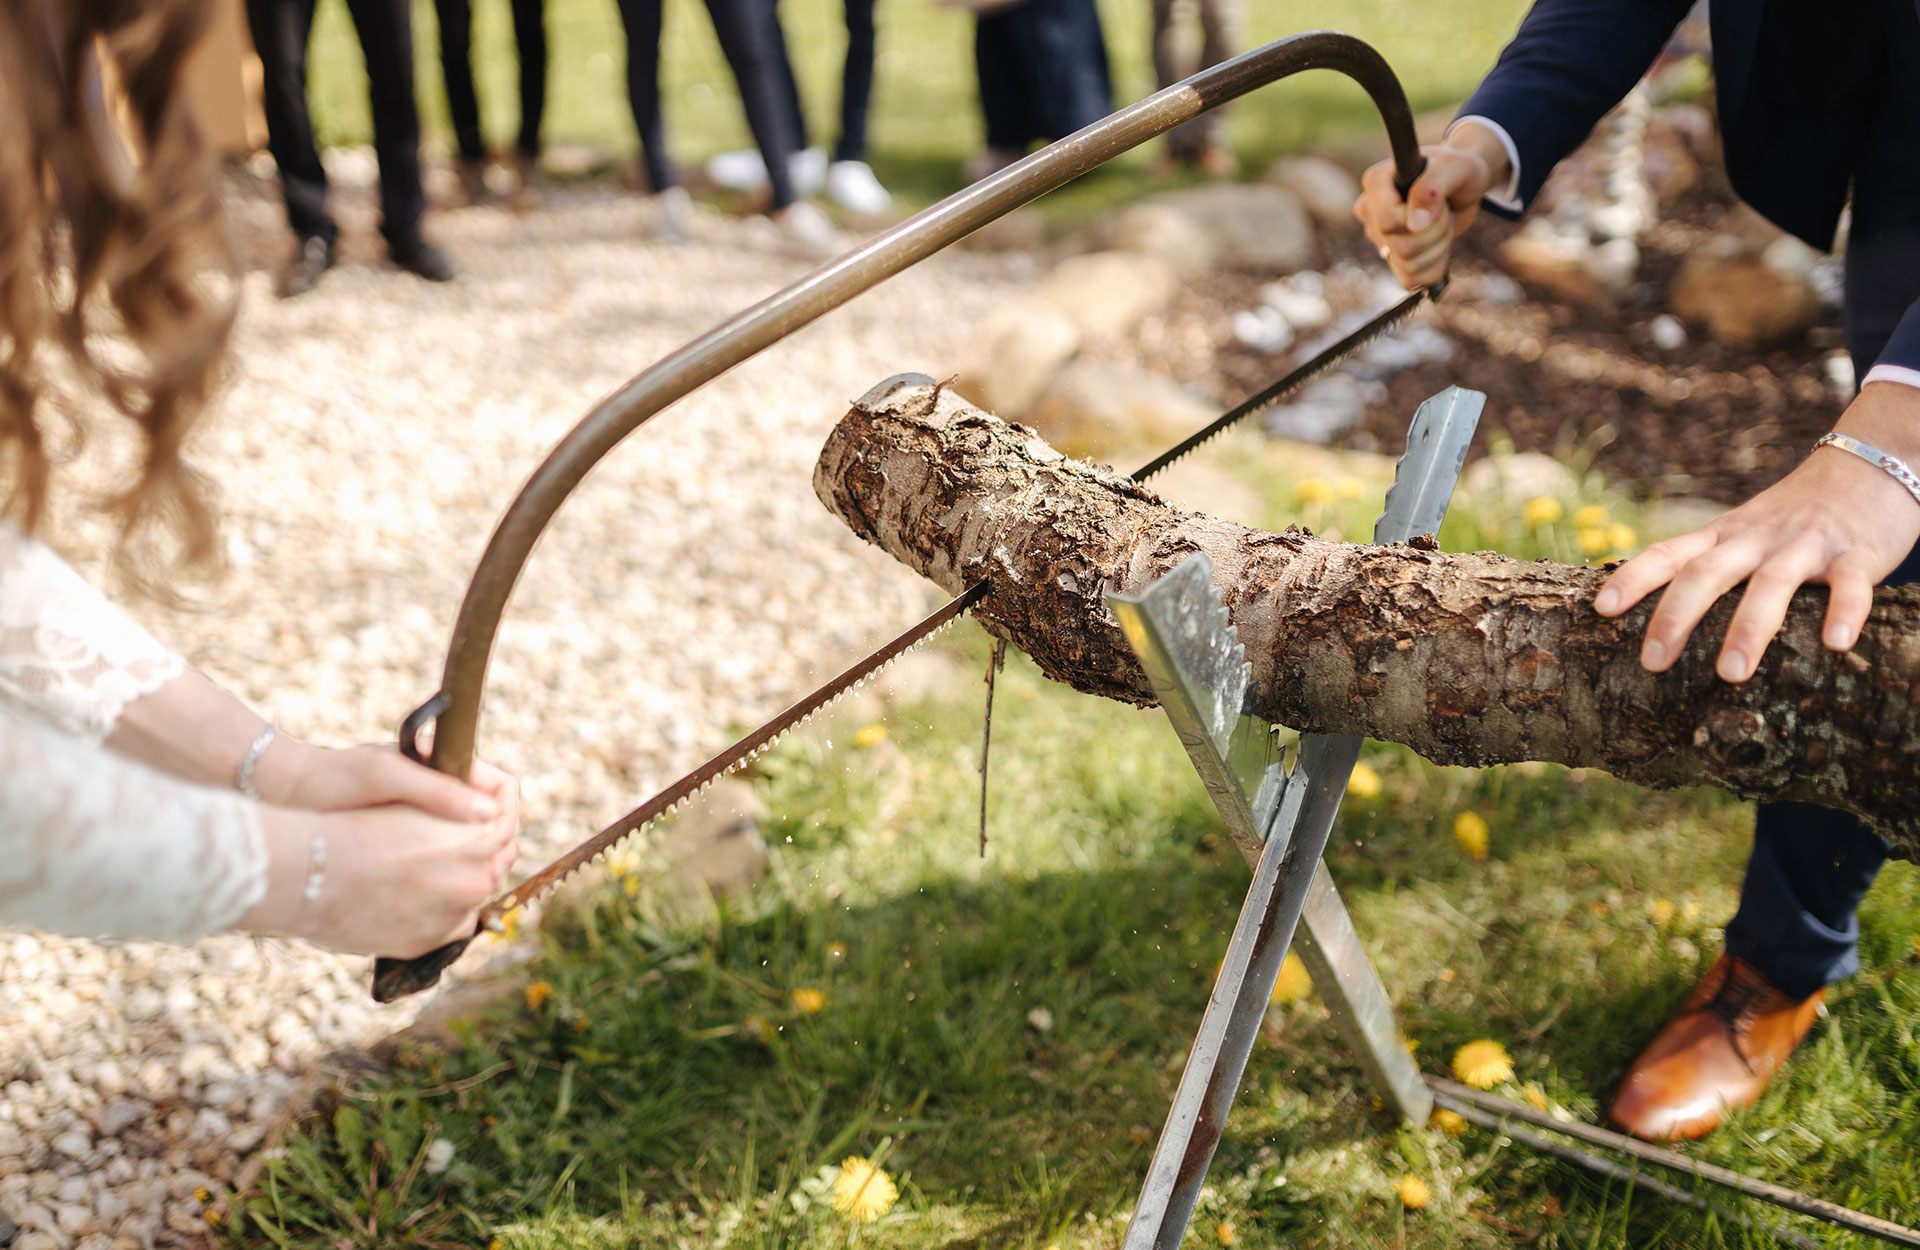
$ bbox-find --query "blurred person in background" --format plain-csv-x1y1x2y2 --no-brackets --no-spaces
432,0,550,211
1149,0,1240,176
246,0,456,294
706,0,894,217
615,0,840,253
1356,0,1920,1142
0,0,520,956
956,0,1113,181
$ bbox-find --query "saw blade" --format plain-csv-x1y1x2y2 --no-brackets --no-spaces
373,284,1435,1000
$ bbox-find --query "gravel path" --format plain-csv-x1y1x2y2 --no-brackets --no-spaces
7,165,1020,1249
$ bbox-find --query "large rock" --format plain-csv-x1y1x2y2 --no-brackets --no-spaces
1265,154,1362,227
1035,250,1178,338
1459,451,1578,507
1025,359,1216,460
1147,184,1315,269
1497,224,1615,307
1668,253,1821,346
1107,202,1221,275
955,295,1083,417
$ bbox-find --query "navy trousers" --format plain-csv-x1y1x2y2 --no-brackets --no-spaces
1723,0,1920,999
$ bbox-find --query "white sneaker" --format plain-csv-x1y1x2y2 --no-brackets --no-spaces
706,147,768,190
705,146,828,195
774,200,839,260
826,160,891,215
654,185,692,241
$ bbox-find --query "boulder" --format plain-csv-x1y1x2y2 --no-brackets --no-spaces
1025,359,1216,460
1107,202,1221,274
1147,183,1315,269
1459,451,1578,506
1265,154,1362,227
1036,250,1178,338
660,779,770,895
1668,253,1821,346
955,295,1083,417
1497,224,1614,307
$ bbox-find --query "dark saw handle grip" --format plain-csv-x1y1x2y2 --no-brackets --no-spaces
1393,154,1428,201
369,693,479,1002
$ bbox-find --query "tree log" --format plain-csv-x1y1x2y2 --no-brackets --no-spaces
813,381,1920,855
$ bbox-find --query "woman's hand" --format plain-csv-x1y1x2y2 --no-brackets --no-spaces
1595,382,1920,681
251,738,507,822
243,767,520,957
1354,123,1510,290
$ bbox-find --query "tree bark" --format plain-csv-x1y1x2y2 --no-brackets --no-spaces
814,381,1920,855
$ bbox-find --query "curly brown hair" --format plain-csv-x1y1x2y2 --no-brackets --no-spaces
0,0,237,589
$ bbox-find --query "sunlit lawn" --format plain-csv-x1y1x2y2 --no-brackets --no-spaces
228,432,1920,1249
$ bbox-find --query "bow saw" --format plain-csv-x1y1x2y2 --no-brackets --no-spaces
373,30,1439,1003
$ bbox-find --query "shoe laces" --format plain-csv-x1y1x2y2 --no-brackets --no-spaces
1701,962,1771,1067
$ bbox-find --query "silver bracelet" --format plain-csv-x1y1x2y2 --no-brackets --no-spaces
303,832,328,903
1812,433,1920,509
235,724,278,799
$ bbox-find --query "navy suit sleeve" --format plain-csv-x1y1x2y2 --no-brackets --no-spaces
1459,0,1698,216
1879,299,1920,374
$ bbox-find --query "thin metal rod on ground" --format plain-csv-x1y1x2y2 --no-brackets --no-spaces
1429,1078,1920,1248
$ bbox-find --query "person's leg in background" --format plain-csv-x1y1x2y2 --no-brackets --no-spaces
824,0,890,213
342,0,453,279
431,0,489,202
612,0,692,236
1150,0,1235,173
702,0,837,252
1022,0,1112,143
245,0,339,295
1607,0,1918,1141
510,0,549,205
969,4,1036,181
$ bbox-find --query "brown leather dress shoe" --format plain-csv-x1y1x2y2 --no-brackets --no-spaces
1607,952,1824,1141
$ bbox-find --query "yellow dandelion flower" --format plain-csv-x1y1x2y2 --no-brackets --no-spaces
483,1115,498,1127
828,941,848,959
1453,1038,1514,1089
1607,523,1638,552
1572,504,1610,529
1398,1174,1432,1210
1404,1036,1421,1054
831,1156,898,1224
1335,475,1366,499
1294,478,1335,506
1683,900,1702,922
1650,898,1676,926
571,1013,591,1033
854,723,889,748
1543,1196,1563,1218
1270,951,1313,1004
1216,1220,1239,1245
1431,1107,1467,1135
1452,811,1490,862
489,1240,503,1250
203,1208,226,1228
622,874,641,899
524,980,553,1010
1578,527,1611,556
1591,900,1610,917
1522,496,1564,526
194,1188,212,1204
496,907,521,941
1523,1082,1549,1111
793,987,827,1014
1129,1123,1154,1146
1346,761,1383,800
1438,967,1456,982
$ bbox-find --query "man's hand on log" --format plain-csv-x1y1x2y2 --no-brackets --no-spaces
1595,381,1920,683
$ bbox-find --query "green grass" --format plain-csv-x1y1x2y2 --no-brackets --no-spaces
226,439,1920,1249
306,0,1531,221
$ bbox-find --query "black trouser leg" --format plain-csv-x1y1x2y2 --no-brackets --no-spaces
769,0,810,150
342,0,428,247
246,0,336,244
703,0,801,208
835,0,876,162
613,0,676,190
432,0,486,161
973,8,1032,152
512,0,548,156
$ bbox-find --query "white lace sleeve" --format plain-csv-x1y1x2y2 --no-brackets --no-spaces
0,707,267,943
0,522,185,745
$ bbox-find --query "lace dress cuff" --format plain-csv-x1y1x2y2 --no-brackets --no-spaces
0,709,268,943
0,522,185,745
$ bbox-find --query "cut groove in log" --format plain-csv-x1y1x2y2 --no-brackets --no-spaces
813,381,1920,855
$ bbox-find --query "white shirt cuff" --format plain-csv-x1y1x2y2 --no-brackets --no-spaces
1863,364,1920,392
1448,116,1524,215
